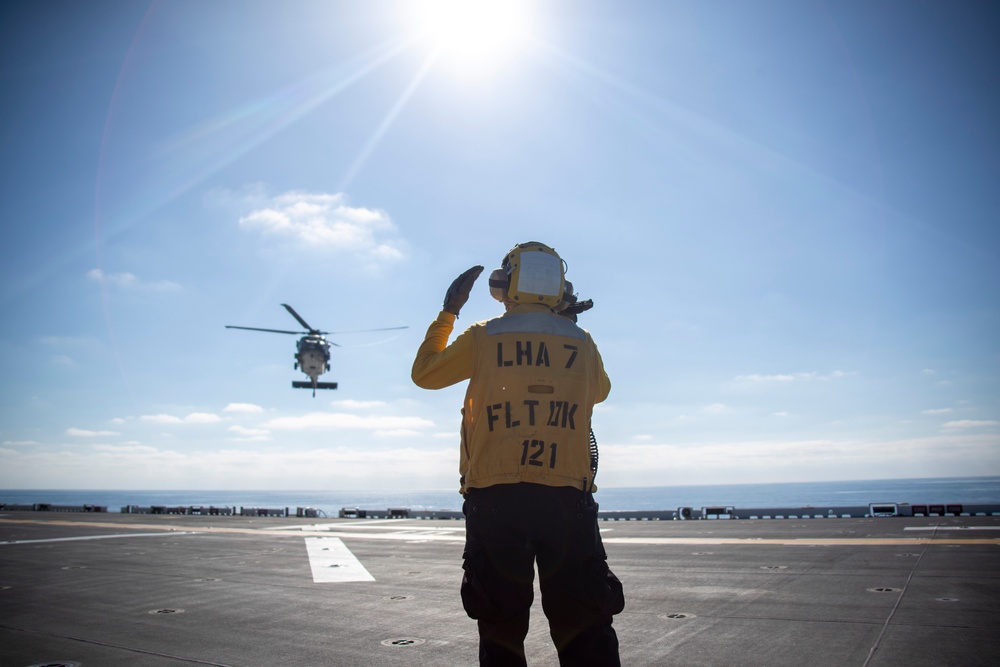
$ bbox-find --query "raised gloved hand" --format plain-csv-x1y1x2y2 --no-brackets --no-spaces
443,265,484,316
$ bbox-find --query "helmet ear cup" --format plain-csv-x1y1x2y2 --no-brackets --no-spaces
488,268,509,302
556,280,575,312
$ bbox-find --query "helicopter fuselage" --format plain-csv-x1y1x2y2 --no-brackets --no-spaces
295,335,331,381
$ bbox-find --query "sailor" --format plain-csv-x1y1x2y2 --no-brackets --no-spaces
412,242,624,666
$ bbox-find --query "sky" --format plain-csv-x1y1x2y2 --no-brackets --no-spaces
1,0,998,493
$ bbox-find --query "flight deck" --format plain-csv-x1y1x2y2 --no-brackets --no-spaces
1,510,998,666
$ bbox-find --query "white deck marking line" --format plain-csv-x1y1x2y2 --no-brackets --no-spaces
904,526,1000,531
275,522,464,533
270,519,431,530
1,532,198,545
306,537,375,583
602,537,1000,546
302,530,464,542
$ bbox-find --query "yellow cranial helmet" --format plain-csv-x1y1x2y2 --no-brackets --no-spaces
488,241,566,307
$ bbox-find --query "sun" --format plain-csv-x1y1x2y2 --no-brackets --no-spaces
409,0,533,77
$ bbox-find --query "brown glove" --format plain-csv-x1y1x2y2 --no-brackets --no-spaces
443,265,484,315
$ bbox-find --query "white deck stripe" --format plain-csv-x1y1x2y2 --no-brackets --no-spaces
306,537,375,583
1,532,197,545
903,526,1000,531
273,521,464,532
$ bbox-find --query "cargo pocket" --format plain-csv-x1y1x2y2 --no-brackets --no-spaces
461,544,500,621
587,557,626,616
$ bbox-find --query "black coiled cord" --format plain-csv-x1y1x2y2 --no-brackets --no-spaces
589,427,599,481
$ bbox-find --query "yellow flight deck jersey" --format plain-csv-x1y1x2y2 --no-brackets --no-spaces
412,304,611,494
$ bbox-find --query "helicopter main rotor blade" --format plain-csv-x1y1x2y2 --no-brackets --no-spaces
327,326,410,335
281,304,315,332
225,325,303,335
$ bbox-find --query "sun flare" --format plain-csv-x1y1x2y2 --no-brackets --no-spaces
410,0,532,76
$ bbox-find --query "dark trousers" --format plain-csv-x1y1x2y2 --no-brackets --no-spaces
461,483,624,666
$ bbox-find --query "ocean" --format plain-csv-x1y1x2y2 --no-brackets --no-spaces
2,476,998,517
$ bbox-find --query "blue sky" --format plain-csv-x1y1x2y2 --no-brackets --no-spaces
1,0,997,492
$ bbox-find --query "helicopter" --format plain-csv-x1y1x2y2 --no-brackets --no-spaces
226,304,408,396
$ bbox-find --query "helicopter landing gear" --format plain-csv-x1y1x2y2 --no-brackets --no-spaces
293,380,338,397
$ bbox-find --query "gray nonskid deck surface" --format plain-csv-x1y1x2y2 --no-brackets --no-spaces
1,512,998,666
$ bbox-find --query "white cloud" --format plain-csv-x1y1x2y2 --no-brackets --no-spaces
736,373,800,383
185,413,223,424
87,269,181,292
50,355,80,369
263,412,433,431
733,371,855,384
67,428,120,437
224,403,264,414
0,444,459,490
237,190,405,263
921,408,953,415
1,440,38,446
140,413,222,425
375,429,423,437
943,420,1000,430
3,431,997,491
594,432,1000,487
228,425,271,441
141,414,184,425
92,444,157,454
331,399,387,410
675,403,730,423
